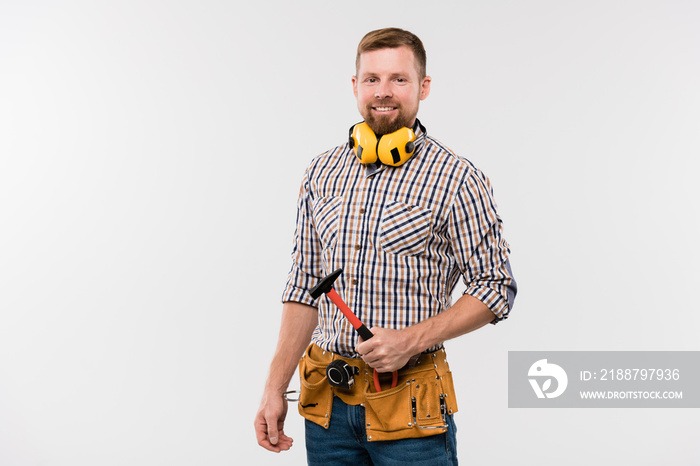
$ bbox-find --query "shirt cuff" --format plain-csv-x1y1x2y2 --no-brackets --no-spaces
281,284,317,307
281,266,320,307
464,285,510,324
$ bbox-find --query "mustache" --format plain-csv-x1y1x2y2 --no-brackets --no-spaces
369,99,400,107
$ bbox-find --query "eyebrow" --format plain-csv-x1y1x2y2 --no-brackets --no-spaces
360,72,410,80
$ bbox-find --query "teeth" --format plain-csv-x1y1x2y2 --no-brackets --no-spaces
375,107,395,112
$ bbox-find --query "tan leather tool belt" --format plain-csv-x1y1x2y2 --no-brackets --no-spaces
297,343,459,442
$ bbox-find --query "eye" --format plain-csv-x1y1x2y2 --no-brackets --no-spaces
366,77,378,83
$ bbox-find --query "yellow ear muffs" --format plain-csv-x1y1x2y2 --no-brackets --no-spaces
349,120,424,167
349,122,379,164
376,126,417,167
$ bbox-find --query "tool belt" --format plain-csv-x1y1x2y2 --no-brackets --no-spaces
298,343,459,442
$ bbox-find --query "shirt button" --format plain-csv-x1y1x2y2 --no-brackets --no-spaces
355,244,361,250
406,206,413,212
359,208,366,214
352,279,358,285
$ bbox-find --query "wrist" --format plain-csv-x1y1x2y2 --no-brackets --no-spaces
401,324,426,356
264,377,291,396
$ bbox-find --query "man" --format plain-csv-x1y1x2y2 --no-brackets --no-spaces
254,28,517,464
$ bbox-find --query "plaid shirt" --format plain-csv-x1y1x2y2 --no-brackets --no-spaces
282,122,517,356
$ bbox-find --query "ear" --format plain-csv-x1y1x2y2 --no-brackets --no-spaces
419,76,432,101
352,75,358,98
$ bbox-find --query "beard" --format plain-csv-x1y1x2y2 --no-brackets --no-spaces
362,100,415,136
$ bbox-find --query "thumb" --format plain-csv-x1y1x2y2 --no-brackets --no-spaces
267,417,279,445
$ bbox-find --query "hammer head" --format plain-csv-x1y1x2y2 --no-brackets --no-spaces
309,268,344,300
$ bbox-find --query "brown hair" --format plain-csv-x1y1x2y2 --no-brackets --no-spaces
356,28,427,79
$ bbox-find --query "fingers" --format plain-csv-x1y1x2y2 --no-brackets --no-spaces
254,412,276,451
356,327,384,359
356,331,408,372
273,431,294,451
258,429,293,452
255,418,294,452
254,405,294,453
355,330,377,355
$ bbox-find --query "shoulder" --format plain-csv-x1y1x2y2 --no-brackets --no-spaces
299,143,357,197
423,135,484,179
423,135,496,198
306,143,353,173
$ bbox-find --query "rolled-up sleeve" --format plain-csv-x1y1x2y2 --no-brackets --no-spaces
281,170,323,306
448,169,517,322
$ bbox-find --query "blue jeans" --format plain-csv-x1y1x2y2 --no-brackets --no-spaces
305,396,458,465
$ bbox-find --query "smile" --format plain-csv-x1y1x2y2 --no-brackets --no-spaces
373,106,397,112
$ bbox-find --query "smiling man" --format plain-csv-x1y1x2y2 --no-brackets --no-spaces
353,43,430,136
254,28,517,465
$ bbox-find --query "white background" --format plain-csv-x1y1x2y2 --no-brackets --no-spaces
1,1,699,465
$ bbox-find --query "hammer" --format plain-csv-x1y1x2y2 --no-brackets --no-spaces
309,268,374,341
309,268,398,391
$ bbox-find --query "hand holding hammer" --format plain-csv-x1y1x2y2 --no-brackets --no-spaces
309,268,398,392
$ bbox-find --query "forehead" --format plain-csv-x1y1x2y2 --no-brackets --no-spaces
356,46,419,77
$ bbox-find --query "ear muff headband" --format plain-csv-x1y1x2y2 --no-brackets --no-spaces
349,121,424,167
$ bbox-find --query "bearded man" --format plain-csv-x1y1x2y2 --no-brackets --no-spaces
255,27,517,465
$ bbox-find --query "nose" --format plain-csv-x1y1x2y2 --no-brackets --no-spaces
374,80,392,99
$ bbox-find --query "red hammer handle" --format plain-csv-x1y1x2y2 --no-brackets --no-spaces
326,289,374,341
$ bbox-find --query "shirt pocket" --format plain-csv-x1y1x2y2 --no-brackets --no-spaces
379,200,433,256
311,196,342,250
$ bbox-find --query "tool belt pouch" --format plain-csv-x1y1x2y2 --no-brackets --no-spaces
298,345,458,442
297,345,334,428
364,353,458,442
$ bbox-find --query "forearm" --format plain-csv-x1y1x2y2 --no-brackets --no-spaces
403,293,495,355
264,301,318,394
